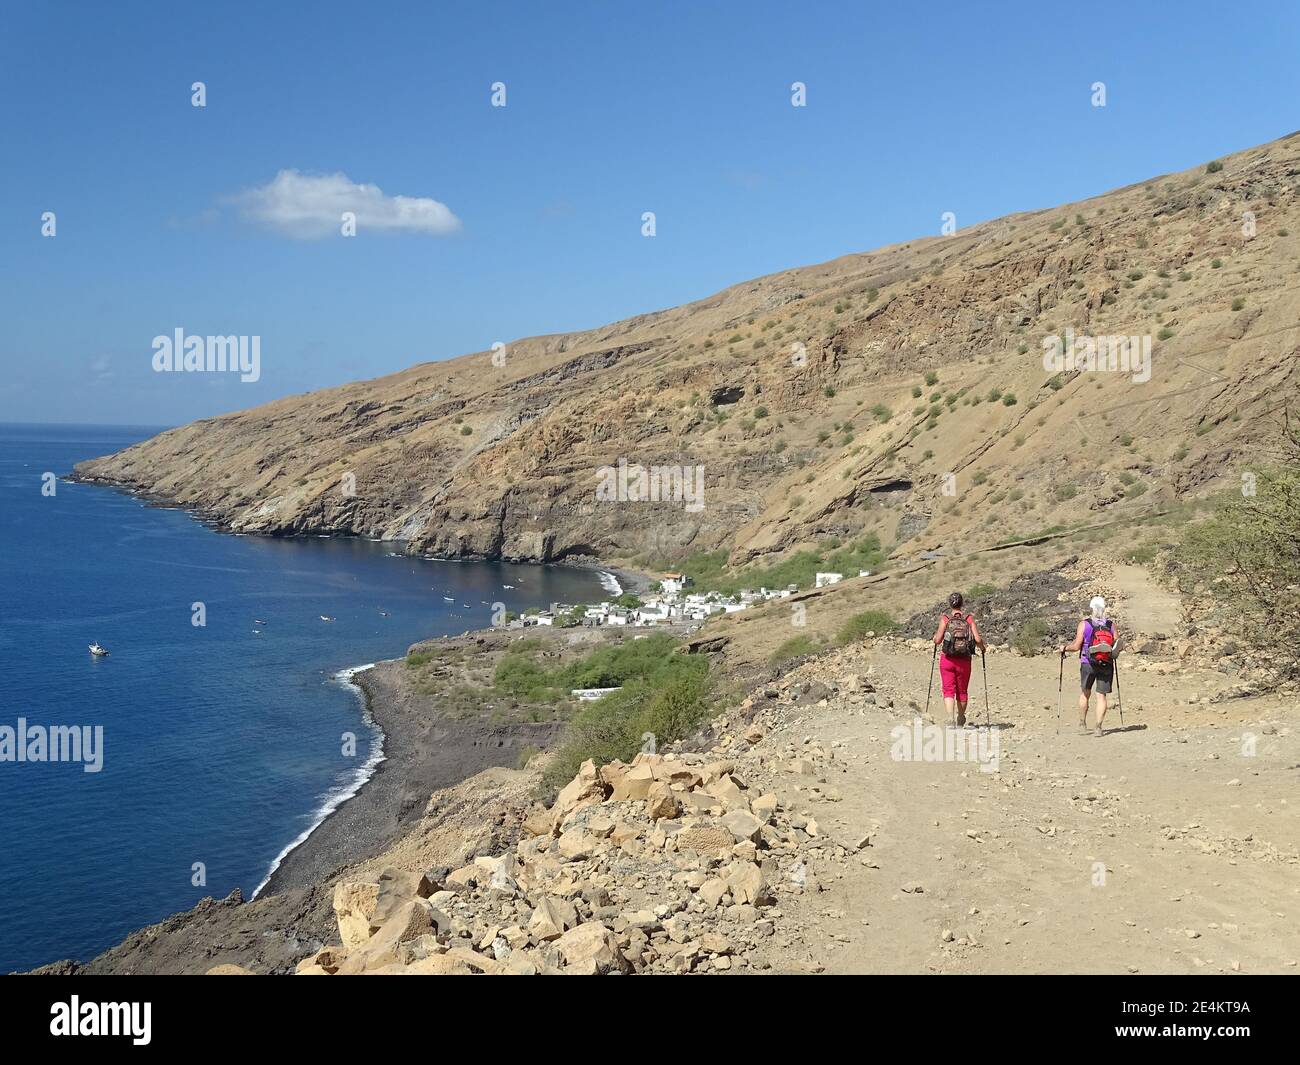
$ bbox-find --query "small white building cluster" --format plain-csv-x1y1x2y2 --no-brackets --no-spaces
509,570,833,631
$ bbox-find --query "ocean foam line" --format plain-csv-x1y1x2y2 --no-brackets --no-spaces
250,663,383,899
598,570,622,597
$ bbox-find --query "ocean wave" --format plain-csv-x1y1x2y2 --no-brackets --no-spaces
250,663,384,899
598,570,622,597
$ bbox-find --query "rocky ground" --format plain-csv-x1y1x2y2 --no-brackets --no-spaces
229,630,1296,976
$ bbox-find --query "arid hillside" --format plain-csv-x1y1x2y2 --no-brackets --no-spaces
76,133,1300,573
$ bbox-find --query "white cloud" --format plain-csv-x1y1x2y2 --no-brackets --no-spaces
228,169,461,238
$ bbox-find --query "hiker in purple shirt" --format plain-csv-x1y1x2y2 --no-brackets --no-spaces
1059,596,1121,736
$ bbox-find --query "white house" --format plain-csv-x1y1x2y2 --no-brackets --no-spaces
660,572,693,597
636,603,672,625
815,572,843,588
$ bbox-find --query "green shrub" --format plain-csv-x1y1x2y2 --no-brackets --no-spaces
1180,434,1300,679
543,658,712,791
837,611,898,644
770,634,821,666
1011,618,1050,655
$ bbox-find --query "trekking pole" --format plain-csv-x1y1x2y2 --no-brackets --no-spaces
981,648,991,728
924,644,937,721
1114,656,1124,727
1056,650,1065,734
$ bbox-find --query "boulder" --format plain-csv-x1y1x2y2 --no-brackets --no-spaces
703,775,748,812
294,946,345,976
721,810,765,843
610,763,656,802
528,896,578,941
371,866,434,927
550,758,608,831
675,824,735,858
338,898,435,973
698,878,729,907
726,863,770,906
556,922,630,973
556,827,597,860
644,782,681,820
333,880,381,949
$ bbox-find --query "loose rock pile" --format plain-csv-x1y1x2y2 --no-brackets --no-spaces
288,725,868,974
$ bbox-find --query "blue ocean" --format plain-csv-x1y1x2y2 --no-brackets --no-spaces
0,423,609,972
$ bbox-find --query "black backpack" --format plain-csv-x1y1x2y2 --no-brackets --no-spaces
943,610,975,657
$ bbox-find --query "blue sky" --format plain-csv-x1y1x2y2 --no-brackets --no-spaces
3,0,1298,425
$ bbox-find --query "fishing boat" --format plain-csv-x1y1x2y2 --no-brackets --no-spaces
88,642,109,657
320,615,335,622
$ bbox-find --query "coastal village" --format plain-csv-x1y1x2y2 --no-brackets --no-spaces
507,569,863,633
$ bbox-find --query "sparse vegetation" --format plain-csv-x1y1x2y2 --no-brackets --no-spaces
770,634,821,667
837,610,899,644
675,534,886,597
1179,418,1300,679
543,634,714,789
1011,618,1050,656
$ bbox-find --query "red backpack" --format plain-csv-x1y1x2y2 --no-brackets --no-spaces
1084,619,1115,666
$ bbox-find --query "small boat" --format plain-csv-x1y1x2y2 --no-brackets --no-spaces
89,642,109,657
442,596,455,602
320,615,335,622
502,584,514,590
255,619,267,626
378,610,390,617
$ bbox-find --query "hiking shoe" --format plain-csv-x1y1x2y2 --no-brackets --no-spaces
1077,724,1091,735
1094,726,1105,737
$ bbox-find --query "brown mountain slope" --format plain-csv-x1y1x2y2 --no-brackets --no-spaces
75,132,1300,571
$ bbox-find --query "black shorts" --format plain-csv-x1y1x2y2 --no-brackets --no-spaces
1081,660,1113,694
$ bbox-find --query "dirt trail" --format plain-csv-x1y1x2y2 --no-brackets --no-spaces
1106,563,1183,634
749,644,1298,974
